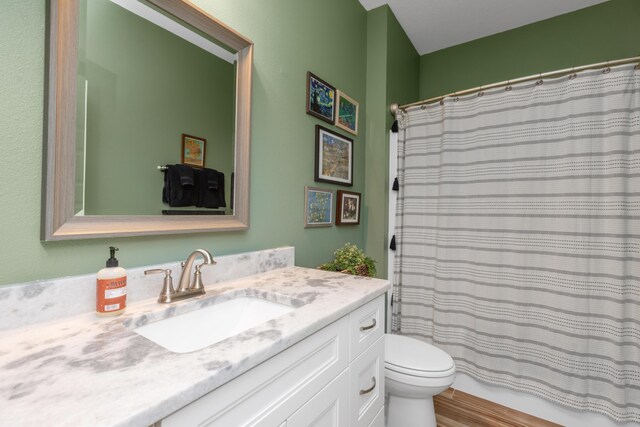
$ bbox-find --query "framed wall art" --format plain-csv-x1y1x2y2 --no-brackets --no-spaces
181,134,206,168
335,90,358,135
336,190,360,225
304,186,333,228
314,125,353,186
306,72,335,123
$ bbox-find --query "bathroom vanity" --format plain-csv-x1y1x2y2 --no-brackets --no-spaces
0,248,389,427
162,294,385,426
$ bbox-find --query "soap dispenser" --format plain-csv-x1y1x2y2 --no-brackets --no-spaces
96,246,127,316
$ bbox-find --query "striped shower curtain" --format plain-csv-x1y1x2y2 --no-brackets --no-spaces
392,63,640,422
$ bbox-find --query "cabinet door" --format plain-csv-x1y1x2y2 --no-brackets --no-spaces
287,369,349,427
349,337,384,427
161,317,348,427
368,406,384,427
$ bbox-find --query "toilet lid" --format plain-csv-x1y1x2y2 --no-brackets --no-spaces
385,334,454,374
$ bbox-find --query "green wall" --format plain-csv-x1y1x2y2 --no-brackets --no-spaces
420,0,640,99
8,0,631,287
364,6,419,279
0,0,372,286
79,0,235,215
385,10,419,128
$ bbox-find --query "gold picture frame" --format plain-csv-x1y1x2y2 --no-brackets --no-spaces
181,134,207,168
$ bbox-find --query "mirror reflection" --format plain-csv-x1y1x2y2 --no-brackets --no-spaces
75,0,236,216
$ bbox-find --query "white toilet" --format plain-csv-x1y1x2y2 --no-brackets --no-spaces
384,334,456,427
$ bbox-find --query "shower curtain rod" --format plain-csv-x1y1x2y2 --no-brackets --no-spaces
391,55,640,114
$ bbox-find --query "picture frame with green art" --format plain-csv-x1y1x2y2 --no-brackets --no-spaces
304,186,334,228
335,90,358,135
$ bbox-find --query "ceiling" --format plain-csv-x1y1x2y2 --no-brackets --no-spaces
358,0,608,55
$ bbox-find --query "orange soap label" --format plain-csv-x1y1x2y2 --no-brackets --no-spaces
96,277,127,313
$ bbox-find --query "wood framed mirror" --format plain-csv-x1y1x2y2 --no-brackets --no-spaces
43,0,253,240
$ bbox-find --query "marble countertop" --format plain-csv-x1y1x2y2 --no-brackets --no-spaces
0,267,390,427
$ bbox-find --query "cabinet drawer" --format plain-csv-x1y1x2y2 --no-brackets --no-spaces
287,369,349,427
349,336,384,427
162,316,349,427
349,295,384,361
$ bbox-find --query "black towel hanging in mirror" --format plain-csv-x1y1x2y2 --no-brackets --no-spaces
392,177,399,191
391,120,398,133
389,235,396,251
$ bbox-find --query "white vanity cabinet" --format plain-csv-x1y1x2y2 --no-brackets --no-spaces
347,297,385,427
160,294,385,427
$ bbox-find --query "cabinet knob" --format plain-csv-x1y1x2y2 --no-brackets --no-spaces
359,377,376,395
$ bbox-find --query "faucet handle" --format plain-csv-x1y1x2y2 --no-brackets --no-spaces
144,269,175,303
190,263,208,291
191,259,216,291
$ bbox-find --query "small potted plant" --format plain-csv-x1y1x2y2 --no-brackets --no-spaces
319,243,377,277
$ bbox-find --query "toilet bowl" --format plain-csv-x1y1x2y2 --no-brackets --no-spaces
384,334,456,427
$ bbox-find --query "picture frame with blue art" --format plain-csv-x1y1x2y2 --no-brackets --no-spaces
306,72,335,123
304,186,334,228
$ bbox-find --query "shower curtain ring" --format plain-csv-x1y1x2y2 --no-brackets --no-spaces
505,80,512,91
536,73,544,86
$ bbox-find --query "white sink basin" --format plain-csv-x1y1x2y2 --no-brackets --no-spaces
133,296,295,353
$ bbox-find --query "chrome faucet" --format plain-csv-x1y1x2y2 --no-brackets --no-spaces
145,249,216,303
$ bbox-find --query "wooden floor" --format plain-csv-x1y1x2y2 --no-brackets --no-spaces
434,388,562,427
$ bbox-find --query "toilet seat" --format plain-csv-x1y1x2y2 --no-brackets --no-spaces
385,364,456,388
385,334,455,378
